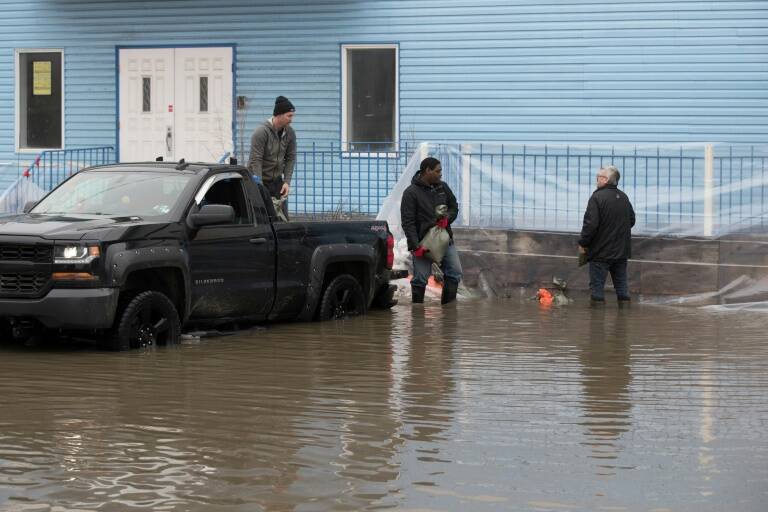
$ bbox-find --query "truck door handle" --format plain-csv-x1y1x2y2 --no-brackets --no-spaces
250,237,267,245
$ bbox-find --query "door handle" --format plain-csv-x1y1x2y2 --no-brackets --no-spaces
166,126,172,155
250,237,267,245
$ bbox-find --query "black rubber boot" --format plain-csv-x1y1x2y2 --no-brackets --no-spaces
441,278,459,305
411,285,426,304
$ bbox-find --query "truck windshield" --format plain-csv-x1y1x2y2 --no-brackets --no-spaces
32,171,194,218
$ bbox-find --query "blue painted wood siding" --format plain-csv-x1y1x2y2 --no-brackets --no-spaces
0,0,767,166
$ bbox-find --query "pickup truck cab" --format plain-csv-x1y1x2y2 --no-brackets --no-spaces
0,162,396,350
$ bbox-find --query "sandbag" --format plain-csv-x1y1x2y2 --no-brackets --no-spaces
272,197,289,222
419,225,451,264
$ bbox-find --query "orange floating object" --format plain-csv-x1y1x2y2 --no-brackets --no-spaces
537,288,553,305
406,273,443,291
428,276,443,289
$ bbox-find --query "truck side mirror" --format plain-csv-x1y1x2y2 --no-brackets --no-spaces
187,204,235,228
23,201,37,213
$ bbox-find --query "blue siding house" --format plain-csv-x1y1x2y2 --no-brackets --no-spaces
0,0,767,216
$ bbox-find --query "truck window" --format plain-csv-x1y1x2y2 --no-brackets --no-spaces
200,178,252,225
32,171,193,218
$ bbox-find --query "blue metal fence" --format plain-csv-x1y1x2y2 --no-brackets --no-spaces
715,146,768,234
291,141,417,217
0,147,116,214
24,146,116,191
2,142,765,236
452,144,708,233
413,143,768,236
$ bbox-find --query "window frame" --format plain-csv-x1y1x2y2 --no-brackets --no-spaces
341,43,399,156
194,172,255,226
15,48,65,153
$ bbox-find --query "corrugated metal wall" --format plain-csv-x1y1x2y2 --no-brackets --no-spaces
0,0,767,166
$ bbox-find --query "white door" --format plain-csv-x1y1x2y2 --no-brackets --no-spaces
119,47,233,163
119,49,173,162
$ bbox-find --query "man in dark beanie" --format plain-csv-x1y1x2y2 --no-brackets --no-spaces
247,95,297,219
400,157,463,305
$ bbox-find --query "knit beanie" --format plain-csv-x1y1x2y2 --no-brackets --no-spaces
273,96,295,116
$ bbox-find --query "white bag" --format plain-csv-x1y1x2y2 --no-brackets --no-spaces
419,225,450,264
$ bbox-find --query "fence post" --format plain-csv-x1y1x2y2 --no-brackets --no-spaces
461,144,472,225
704,144,714,237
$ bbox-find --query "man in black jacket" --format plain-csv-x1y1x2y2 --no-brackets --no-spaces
400,157,463,304
578,165,636,304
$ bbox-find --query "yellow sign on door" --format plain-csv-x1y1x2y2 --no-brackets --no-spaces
33,61,52,96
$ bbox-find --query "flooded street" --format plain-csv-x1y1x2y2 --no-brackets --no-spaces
1,299,767,511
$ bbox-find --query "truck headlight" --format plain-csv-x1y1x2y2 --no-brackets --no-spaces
52,243,101,282
54,244,100,264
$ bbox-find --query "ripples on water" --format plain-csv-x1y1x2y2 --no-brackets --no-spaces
0,300,767,511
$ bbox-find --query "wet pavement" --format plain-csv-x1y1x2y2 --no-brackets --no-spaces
0,299,767,511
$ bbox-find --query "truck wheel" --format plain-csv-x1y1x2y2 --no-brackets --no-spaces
0,320,12,343
372,284,398,309
109,291,181,350
318,274,366,321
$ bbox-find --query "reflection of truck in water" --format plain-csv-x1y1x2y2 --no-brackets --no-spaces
0,162,396,350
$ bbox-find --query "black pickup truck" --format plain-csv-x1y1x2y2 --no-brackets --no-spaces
0,162,396,350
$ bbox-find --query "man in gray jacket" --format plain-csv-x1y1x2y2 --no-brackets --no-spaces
247,95,296,219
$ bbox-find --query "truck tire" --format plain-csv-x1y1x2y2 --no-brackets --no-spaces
317,274,366,321
371,283,398,309
108,291,181,350
0,320,12,343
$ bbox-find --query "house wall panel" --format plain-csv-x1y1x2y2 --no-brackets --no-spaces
0,0,765,167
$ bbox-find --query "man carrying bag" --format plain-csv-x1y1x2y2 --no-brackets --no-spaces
400,157,463,304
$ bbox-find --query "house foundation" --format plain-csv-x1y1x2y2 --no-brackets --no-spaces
454,228,768,303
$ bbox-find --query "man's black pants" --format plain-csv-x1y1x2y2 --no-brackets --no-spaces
589,259,630,301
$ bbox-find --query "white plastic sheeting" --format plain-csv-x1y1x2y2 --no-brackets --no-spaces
377,146,424,273
642,271,768,311
0,177,46,214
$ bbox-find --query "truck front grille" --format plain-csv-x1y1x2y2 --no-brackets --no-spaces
0,244,52,263
0,272,50,294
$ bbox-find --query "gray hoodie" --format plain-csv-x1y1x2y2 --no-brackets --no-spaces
246,118,297,184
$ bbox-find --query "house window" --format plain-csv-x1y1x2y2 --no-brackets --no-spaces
17,50,63,150
199,76,208,112
142,77,151,112
342,45,398,153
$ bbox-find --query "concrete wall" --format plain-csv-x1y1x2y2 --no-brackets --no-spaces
455,227,768,302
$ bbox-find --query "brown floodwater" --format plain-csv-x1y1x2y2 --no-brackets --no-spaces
0,299,767,511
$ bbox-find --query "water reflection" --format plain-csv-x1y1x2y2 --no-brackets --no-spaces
398,305,455,447
579,308,632,475
0,300,767,511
